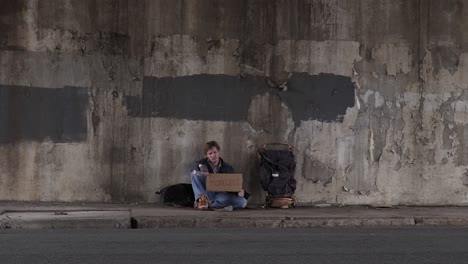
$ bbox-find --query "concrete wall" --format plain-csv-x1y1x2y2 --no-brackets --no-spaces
1,0,468,205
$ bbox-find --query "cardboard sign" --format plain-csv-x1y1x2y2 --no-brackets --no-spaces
206,173,243,192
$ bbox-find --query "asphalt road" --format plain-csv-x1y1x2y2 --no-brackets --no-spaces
1,227,468,264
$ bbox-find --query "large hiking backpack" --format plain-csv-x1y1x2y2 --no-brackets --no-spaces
258,143,297,208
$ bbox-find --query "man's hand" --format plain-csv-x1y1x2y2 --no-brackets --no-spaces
238,189,244,197
198,164,209,176
192,170,208,176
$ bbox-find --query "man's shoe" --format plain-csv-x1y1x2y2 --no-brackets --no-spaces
196,194,209,210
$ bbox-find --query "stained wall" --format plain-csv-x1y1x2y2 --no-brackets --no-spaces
1,0,467,205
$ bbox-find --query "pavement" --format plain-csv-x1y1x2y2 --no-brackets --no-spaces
2,201,468,229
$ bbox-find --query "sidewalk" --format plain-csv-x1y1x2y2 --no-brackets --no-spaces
1,201,468,229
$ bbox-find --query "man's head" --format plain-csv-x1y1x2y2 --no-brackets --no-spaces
204,141,221,165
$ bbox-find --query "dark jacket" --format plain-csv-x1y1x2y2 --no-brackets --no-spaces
189,157,235,174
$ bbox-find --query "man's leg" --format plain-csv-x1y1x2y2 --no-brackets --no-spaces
190,172,216,202
191,172,206,200
210,192,230,209
231,196,248,209
211,192,247,209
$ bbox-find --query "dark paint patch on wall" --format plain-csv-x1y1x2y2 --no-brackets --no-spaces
429,0,467,51
127,75,268,121
281,73,355,125
126,74,355,125
0,85,88,143
431,46,461,75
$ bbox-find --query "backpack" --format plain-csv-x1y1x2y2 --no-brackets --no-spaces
265,196,296,208
258,143,297,208
156,183,195,207
258,143,297,196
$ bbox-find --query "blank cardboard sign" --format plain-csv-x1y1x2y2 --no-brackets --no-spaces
206,174,243,192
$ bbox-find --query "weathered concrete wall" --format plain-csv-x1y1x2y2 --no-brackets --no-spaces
1,0,468,205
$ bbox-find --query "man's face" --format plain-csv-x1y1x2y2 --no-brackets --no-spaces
206,147,220,164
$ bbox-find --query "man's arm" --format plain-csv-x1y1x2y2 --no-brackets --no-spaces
189,158,204,172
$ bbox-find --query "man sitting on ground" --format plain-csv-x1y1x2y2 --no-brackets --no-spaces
190,141,247,210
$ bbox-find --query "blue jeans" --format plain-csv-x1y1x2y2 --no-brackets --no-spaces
191,172,247,209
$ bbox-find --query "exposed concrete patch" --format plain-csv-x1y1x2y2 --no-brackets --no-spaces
361,90,385,108
369,115,391,163
302,155,335,186
464,170,468,187
292,121,342,204
275,40,362,77
371,43,412,76
401,92,453,111
452,100,468,125
246,93,294,140
0,85,88,143
336,136,355,179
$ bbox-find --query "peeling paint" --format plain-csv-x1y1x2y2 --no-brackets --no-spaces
420,49,434,83
452,100,468,125
372,43,412,76
369,128,375,162
302,155,335,186
375,92,385,108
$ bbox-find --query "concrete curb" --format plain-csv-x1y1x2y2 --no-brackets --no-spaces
2,205,468,229
0,211,131,229
132,216,468,229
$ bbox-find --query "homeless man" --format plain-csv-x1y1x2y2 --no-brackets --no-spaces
190,141,247,210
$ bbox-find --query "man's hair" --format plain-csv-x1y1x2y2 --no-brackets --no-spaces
204,141,220,153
